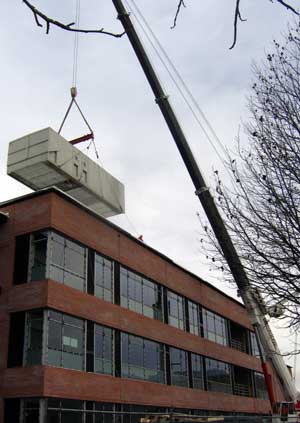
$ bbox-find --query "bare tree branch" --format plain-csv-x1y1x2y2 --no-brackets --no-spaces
171,0,186,29
229,0,298,49
200,21,300,328
23,0,125,37
274,0,299,15
229,0,247,50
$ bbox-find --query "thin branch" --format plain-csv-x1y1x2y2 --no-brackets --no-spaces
230,0,298,49
171,0,186,29
229,0,247,50
274,0,299,15
23,0,125,37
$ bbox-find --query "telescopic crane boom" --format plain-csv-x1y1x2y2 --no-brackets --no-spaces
111,0,298,409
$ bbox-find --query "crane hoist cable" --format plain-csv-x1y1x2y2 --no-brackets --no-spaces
58,0,96,151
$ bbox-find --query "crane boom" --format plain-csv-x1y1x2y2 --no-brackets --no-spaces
111,0,298,407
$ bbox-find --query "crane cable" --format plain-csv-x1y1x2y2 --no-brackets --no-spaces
58,0,96,152
125,0,234,183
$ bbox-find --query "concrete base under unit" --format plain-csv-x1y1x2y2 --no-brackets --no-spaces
7,127,125,218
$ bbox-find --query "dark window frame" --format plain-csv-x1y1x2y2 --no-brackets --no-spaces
167,290,186,331
121,332,165,384
120,266,163,322
202,308,228,346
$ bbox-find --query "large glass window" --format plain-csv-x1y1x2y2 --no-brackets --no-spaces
49,232,87,291
95,253,114,302
121,333,165,384
28,231,87,292
169,347,189,387
188,301,201,336
120,267,163,321
202,309,228,346
254,372,268,399
206,358,232,394
47,398,84,423
167,291,185,330
95,324,114,375
24,310,43,366
47,310,85,371
191,353,204,389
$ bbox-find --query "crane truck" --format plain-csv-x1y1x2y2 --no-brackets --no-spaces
109,0,299,419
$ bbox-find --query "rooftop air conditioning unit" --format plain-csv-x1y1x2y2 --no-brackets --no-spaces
7,127,125,218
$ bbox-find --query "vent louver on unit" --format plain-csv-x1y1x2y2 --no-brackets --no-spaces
7,127,125,218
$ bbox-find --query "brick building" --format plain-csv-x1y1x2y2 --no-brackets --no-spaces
0,188,285,422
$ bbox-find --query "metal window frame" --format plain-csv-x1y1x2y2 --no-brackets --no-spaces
94,323,114,376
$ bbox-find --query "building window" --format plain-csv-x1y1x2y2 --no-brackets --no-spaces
49,232,87,291
87,402,116,423
167,291,185,330
22,399,40,423
250,331,260,357
24,310,43,366
47,310,85,371
206,358,232,394
30,231,47,281
95,324,114,375
169,347,189,387
202,309,228,346
254,371,268,399
121,333,165,384
28,230,87,292
120,267,163,321
191,353,204,389
47,398,84,423
188,301,201,336
95,253,114,302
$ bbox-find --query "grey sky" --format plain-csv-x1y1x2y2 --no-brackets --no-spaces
1,0,299,386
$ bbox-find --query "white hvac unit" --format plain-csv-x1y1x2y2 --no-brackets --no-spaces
7,127,125,218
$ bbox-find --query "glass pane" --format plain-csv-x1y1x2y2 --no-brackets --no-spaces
48,349,61,366
52,236,65,267
47,410,60,423
64,271,84,291
61,411,83,423
143,282,155,307
130,338,143,367
25,311,43,365
62,351,83,370
64,315,83,327
103,264,112,290
31,232,47,281
50,265,64,284
63,326,83,352
65,240,85,276
170,348,188,387
48,320,62,350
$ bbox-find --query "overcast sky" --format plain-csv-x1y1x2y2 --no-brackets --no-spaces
1,0,299,387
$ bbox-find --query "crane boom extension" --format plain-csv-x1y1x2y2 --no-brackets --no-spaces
111,0,298,406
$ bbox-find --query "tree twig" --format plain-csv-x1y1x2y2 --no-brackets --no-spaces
171,0,186,29
23,0,125,37
275,0,299,15
229,0,298,49
229,0,247,50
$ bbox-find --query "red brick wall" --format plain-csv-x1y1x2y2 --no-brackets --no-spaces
0,191,285,418
1,366,272,414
